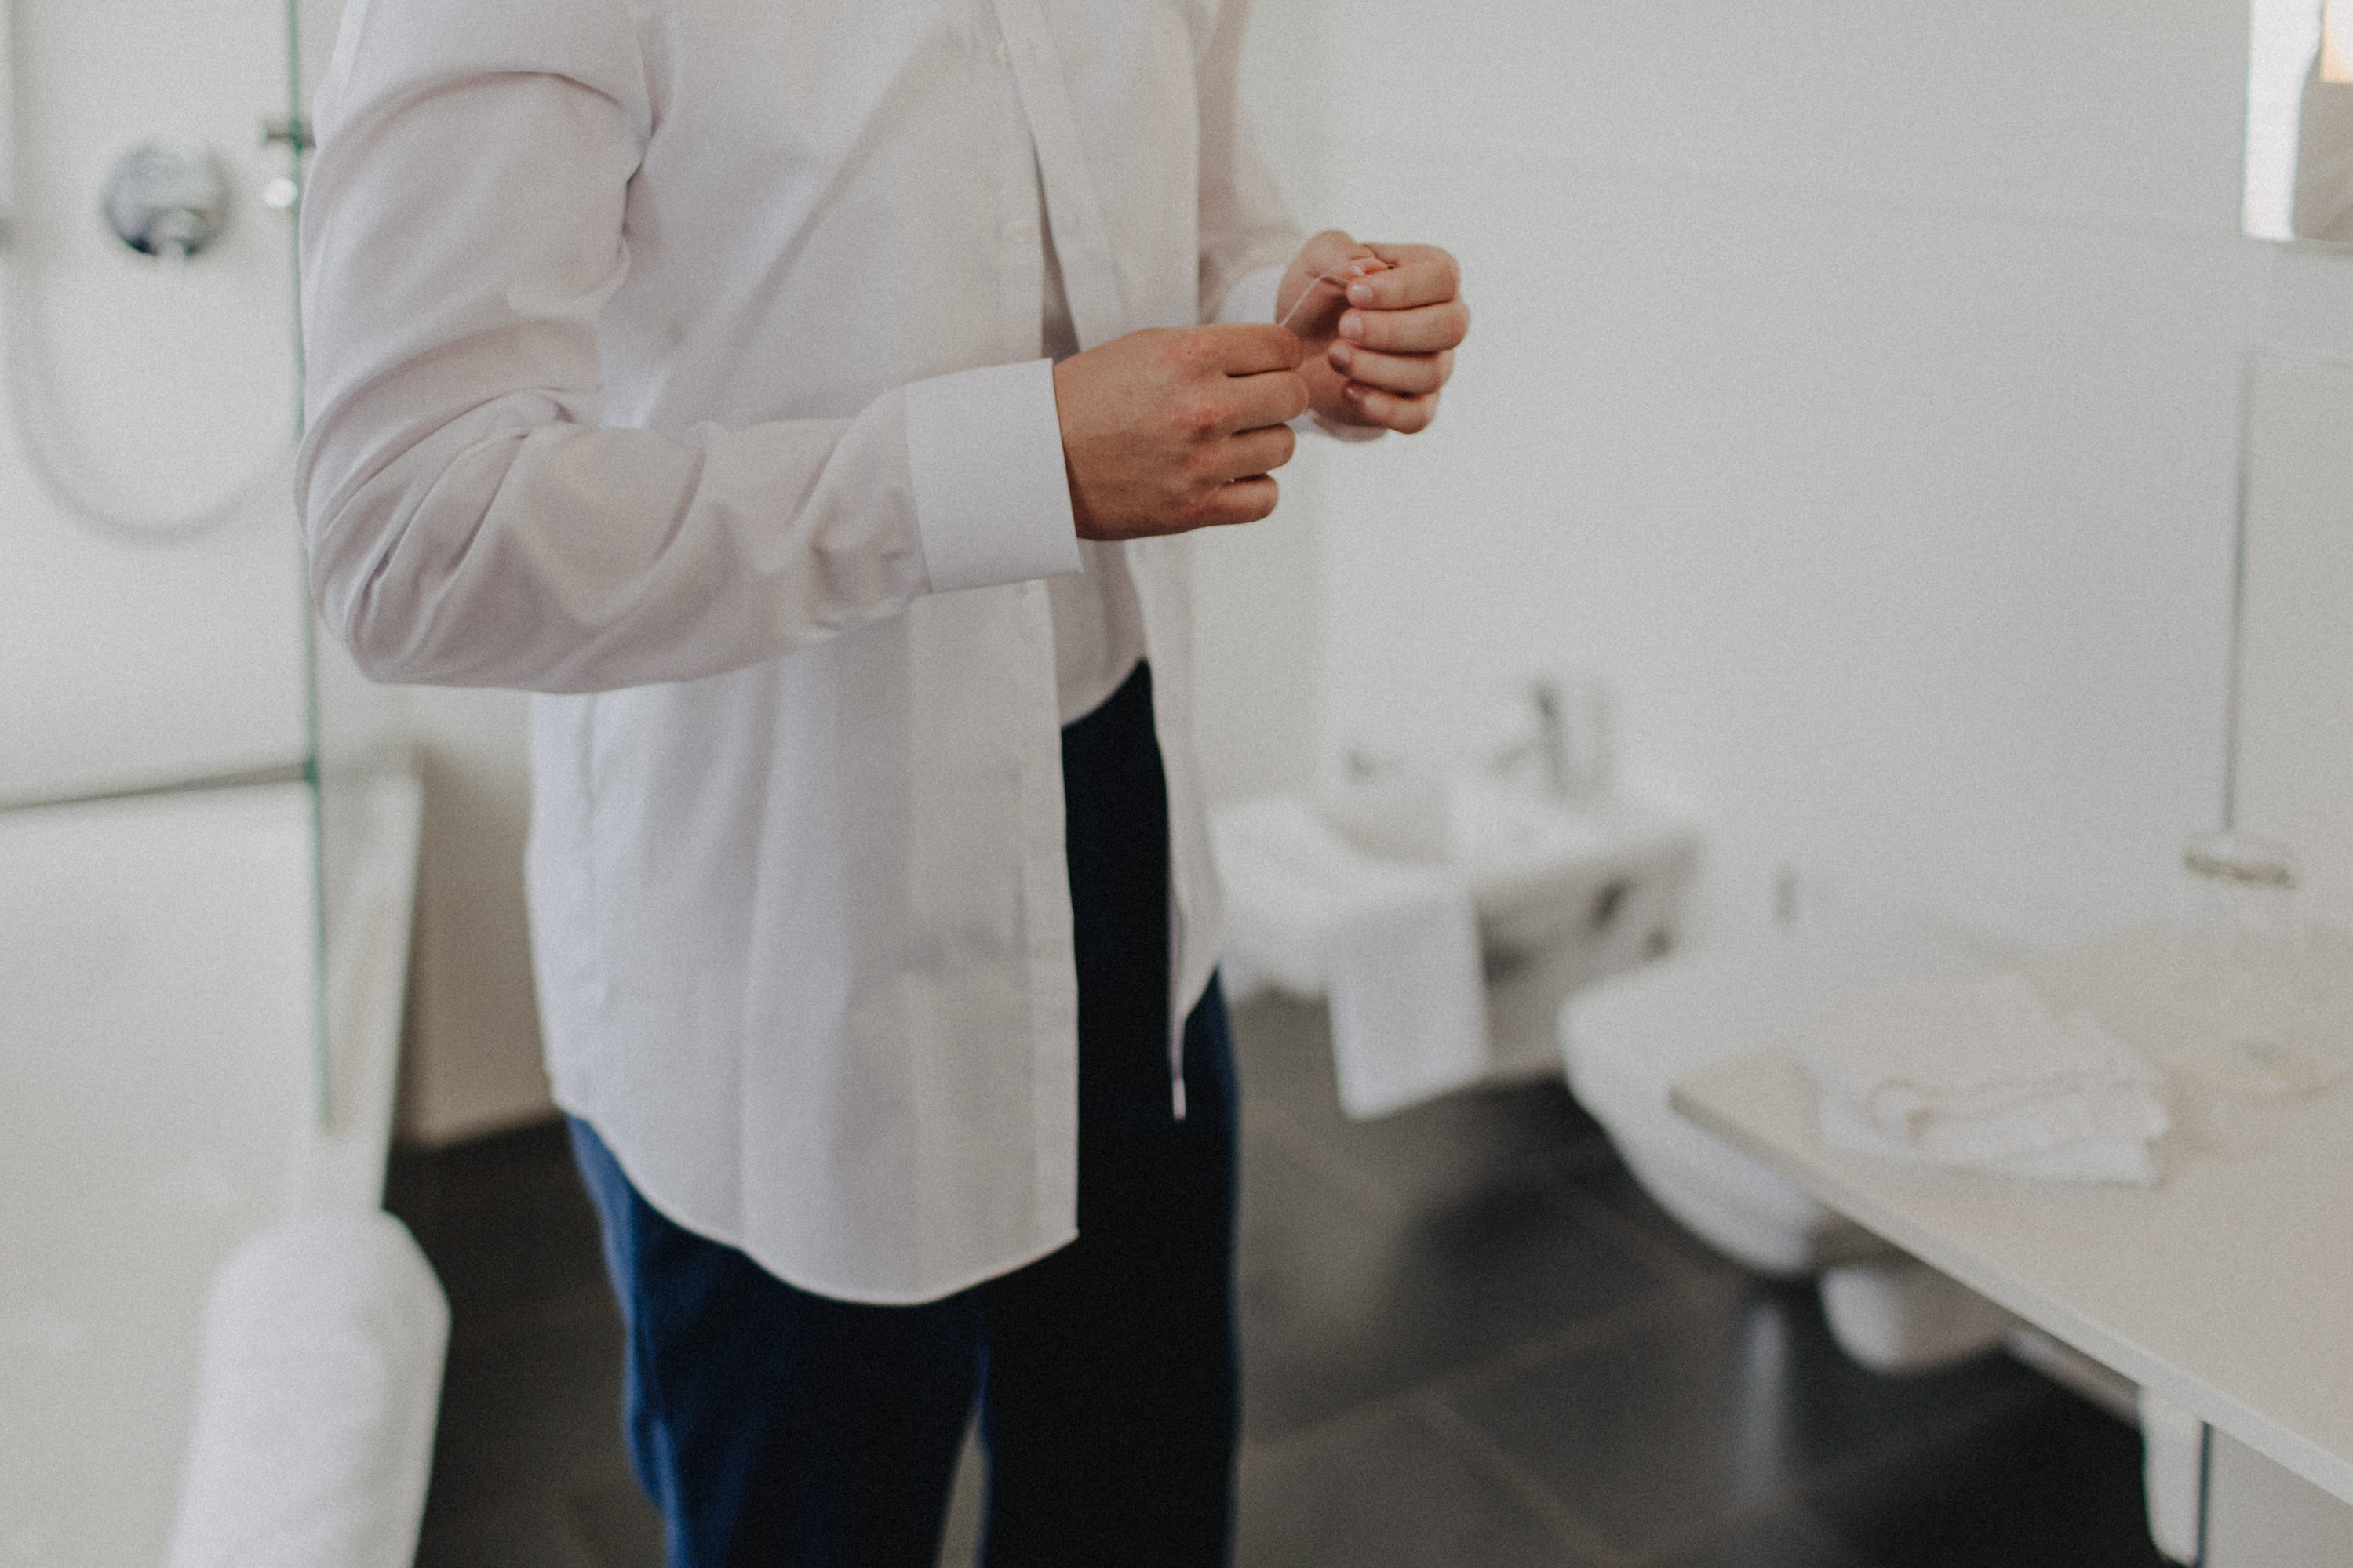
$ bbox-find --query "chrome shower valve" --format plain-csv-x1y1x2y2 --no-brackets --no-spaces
104,138,230,259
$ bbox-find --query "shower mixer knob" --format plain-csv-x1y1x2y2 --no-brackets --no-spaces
104,139,231,259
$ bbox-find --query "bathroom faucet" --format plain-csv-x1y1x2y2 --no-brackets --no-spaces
1492,680,1572,798
1490,677,1615,802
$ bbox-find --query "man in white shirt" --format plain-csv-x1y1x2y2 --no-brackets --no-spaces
298,0,1465,1560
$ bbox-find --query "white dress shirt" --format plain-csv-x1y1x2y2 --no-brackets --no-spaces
299,0,1300,1302
1038,208,1149,726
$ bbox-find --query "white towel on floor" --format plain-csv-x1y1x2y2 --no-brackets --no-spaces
1213,797,1489,1119
166,1210,450,1568
1797,970,2169,1184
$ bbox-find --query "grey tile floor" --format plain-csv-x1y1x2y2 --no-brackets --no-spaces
388,994,2169,1568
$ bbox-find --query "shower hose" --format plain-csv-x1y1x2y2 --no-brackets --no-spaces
2,235,298,549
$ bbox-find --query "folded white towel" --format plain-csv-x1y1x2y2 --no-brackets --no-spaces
1798,970,2169,1184
166,1211,450,1568
1213,797,1489,1119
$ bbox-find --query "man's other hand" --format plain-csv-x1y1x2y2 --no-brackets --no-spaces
1276,231,1467,435
1054,324,1309,540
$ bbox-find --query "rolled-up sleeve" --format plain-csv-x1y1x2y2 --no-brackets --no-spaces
297,0,1074,693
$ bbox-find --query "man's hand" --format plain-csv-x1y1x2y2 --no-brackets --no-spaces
1054,323,1309,540
1275,231,1467,435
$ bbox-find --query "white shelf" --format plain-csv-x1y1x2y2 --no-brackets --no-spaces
1670,926,2353,1510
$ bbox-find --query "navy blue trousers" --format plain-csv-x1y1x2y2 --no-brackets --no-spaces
569,663,1240,1567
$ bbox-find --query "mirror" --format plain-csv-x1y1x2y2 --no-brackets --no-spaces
2246,0,2353,241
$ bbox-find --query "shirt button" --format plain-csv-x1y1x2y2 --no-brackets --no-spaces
1033,937,1054,959
1024,754,1049,780
1004,218,1035,241
994,38,1010,64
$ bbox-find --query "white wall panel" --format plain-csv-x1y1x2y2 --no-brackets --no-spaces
1189,0,1332,806
1273,0,2308,948
2237,352,2353,930
394,686,554,1146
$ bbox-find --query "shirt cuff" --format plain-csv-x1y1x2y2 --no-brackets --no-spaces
905,359,1082,594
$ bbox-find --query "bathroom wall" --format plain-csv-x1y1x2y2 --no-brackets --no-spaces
0,0,310,808
2235,351,2353,930
35,0,2345,1139
388,685,553,1145
1244,0,2353,950
1190,0,1331,805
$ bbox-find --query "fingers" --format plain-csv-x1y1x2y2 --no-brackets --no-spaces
1346,244,1461,311
1199,474,1281,527
1225,366,1311,432
1197,322,1305,376
1299,228,1378,275
1182,420,1291,526
1277,231,1384,326
1328,342,1454,398
1339,382,1441,435
1220,422,1296,478
1316,244,1465,432
1337,297,1470,355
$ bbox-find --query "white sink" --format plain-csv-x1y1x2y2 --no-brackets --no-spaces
1216,777,1700,1079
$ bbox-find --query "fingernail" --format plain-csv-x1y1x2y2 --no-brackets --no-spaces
1339,311,1364,341
1342,381,1368,406
1347,282,1376,306
1329,342,1353,372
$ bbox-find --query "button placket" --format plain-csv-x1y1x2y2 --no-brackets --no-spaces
981,0,1126,349
993,38,1044,362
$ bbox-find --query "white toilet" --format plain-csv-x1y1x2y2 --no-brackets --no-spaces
1561,911,2082,1375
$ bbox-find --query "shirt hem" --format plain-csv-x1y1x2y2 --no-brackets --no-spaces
556,1090,1083,1306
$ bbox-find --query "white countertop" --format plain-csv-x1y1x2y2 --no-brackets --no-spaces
1670,925,2353,1510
